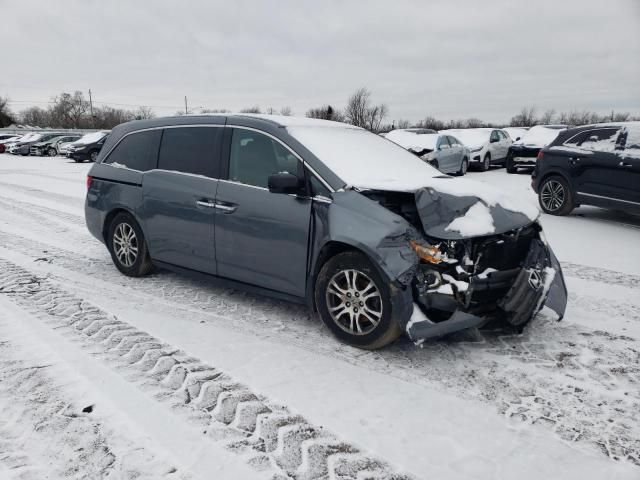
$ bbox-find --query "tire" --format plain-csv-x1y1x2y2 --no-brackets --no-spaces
47,148,57,157
456,157,468,176
481,153,491,171
107,212,154,277
431,159,439,171
74,158,84,163
506,156,517,174
538,175,575,215
89,150,98,162
315,251,402,349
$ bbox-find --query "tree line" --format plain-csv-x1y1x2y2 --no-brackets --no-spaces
1,88,637,132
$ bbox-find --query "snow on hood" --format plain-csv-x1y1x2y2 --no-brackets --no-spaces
413,175,540,239
385,130,438,152
513,125,566,148
73,131,108,146
439,129,490,149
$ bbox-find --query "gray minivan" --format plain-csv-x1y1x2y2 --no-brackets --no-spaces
85,114,567,349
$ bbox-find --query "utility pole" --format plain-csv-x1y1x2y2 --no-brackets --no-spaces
88,89,94,128
185,96,188,115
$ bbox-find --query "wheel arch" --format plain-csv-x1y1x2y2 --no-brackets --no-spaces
537,168,576,193
102,207,144,244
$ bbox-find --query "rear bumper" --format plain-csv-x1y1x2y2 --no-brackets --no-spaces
508,146,540,165
406,239,567,341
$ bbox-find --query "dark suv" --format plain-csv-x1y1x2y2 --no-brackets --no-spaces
85,115,567,349
67,131,110,162
532,122,640,215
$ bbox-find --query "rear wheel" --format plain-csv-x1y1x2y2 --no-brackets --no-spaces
538,175,575,215
481,153,491,171
506,155,517,173
47,147,57,157
315,251,402,349
107,212,154,276
89,150,98,162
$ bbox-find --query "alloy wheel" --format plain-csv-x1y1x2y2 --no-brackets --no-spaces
540,180,565,212
325,269,382,336
48,148,57,157
113,223,138,267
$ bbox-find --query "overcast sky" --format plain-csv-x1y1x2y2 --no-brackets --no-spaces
1,0,639,123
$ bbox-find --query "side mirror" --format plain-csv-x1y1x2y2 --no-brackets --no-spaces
515,136,521,141
268,172,301,194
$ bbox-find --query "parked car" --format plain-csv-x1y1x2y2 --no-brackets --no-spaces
506,125,567,173
0,134,18,142
8,132,64,156
440,128,512,171
386,129,469,175
67,131,110,162
532,122,640,215
85,114,567,349
0,135,22,154
502,127,529,142
30,134,82,156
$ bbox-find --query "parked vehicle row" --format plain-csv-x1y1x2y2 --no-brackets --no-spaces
0,130,110,162
506,125,568,173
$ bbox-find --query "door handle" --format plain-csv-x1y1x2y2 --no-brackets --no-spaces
619,161,632,168
196,199,216,208
214,202,237,213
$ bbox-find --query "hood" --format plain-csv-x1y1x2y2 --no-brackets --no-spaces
415,187,537,239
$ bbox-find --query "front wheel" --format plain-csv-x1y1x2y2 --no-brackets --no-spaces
315,251,402,349
538,176,575,215
47,148,57,157
506,156,517,173
89,150,98,162
107,212,154,276
481,153,491,171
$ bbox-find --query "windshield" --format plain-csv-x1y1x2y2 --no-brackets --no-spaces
286,126,439,190
441,129,490,148
75,131,107,145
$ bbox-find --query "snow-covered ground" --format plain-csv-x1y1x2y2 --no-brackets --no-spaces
0,154,638,479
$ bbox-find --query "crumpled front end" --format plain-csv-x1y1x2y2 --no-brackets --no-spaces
405,224,567,341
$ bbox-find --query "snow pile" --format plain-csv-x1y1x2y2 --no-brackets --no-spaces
445,202,496,236
503,127,528,141
385,130,438,152
514,125,566,148
440,129,490,149
74,131,108,145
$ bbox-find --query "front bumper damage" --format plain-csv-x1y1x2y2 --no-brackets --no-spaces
405,237,567,341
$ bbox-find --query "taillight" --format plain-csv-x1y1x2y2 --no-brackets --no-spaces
537,151,544,160
86,175,93,189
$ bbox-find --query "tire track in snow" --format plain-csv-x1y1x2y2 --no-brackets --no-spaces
0,260,414,480
0,229,638,467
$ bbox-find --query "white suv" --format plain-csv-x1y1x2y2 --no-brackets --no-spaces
440,128,512,171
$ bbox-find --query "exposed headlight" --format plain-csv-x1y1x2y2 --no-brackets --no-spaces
470,147,482,153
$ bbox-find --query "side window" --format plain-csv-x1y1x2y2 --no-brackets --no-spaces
566,128,619,152
437,136,450,149
490,131,499,142
307,170,331,197
103,130,161,171
448,136,459,146
158,127,222,177
228,129,299,188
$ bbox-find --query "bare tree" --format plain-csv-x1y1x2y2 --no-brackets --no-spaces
134,106,155,120
265,107,276,114
0,96,15,127
200,108,230,114
539,109,556,124
344,88,388,132
240,106,261,113
306,104,344,121
415,116,445,131
510,106,537,127
280,106,292,116
19,106,50,127
463,118,486,128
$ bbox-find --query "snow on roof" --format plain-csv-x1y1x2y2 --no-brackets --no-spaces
515,125,566,147
230,113,357,129
385,130,439,151
439,129,490,149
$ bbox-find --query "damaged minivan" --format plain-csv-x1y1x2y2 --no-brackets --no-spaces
85,114,567,349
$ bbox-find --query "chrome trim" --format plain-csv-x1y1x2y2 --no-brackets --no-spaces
218,178,268,191
214,203,236,213
577,192,640,206
313,195,333,204
196,200,216,208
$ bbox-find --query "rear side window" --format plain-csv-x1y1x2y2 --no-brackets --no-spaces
565,128,620,152
103,130,161,171
437,136,450,149
158,127,222,178
490,131,500,142
228,129,299,188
